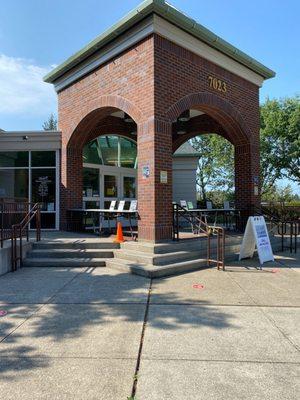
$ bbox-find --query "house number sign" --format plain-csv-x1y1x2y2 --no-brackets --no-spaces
208,76,227,93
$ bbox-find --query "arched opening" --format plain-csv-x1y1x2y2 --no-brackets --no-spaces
173,132,234,210
60,103,140,229
168,93,260,231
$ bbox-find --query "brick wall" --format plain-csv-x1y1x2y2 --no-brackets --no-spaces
58,32,261,241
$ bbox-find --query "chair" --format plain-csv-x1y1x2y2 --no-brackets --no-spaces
109,201,116,210
180,200,187,208
129,200,138,212
128,200,138,238
206,201,213,210
180,200,198,234
118,200,125,211
105,200,117,232
223,201,230,210
206,201,217,226
187,201,194,210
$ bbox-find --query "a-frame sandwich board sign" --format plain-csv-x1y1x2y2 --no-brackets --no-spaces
239,216,274,267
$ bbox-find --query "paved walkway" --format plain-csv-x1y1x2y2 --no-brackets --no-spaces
0,252,299,399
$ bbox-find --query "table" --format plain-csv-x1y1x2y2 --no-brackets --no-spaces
176,208,239,229
68,208,138,238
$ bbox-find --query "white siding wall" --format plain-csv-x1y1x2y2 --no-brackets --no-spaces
172,157,198,206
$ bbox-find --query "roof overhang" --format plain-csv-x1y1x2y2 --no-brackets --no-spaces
44,0,275,90
0,131,62,151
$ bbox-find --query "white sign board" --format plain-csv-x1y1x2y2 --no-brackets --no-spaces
239,216,274,265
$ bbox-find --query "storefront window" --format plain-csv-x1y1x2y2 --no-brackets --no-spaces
0,151,28,168
0,169,29,199
31,151,56,167
0,150,58,229
31,169,56,211
123,176,136,198
83,168,99,197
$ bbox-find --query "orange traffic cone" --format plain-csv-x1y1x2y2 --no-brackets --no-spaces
114,222,125,243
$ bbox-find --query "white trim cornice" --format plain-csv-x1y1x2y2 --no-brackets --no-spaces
53,15,264,92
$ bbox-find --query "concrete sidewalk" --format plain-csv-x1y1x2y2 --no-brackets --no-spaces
0,251,299,399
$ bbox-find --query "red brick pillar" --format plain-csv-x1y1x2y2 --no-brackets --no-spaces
137,117,173,242
235,144,260,227
60,145,83,230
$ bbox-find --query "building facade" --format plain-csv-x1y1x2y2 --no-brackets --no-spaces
0,130,199,230
1,0,275,241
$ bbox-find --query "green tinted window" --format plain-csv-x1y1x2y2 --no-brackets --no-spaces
31,151,56,167
0,151,29,167
120,137,137,168
83,140,102,165
83,135,137,168
99,136,119,166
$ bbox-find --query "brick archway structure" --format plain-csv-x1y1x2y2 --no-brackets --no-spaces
46,2,274,241
167,92,260,214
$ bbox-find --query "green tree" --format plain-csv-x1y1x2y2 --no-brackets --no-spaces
42,113,57,130
277,97,300,183
190,134,234,202
262,184,298,202
190,96,300,202
260,96,300,191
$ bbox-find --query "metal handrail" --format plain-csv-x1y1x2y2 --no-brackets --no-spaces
1,198,29,248
11,203,41,271
172,203,225,270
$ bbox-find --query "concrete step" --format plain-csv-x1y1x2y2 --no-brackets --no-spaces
23,257,107,268
106,257,209,278
121,234,284,256
114,249,204,266
27,249,114,259
121,236,244,254
33,241,120,250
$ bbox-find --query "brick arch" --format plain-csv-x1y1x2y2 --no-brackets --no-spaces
172,114,230,152
67,95,142,148
166,92,251,146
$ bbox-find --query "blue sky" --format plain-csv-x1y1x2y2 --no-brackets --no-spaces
1,0,299,131
0,0,299,191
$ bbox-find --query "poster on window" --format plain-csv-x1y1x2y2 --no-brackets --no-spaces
32,169,55,211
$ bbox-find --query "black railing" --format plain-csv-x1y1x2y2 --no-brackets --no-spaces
253,204,300,253
172,203,225,271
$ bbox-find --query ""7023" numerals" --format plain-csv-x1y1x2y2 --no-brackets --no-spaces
208,76,227,93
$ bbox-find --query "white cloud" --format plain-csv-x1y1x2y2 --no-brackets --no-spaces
0,54,57,116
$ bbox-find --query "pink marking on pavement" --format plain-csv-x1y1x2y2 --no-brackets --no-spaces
193,284,204,290
0,310,7,317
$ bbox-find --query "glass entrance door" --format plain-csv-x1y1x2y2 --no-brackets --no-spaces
103,174,118,209
83,167,100,209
